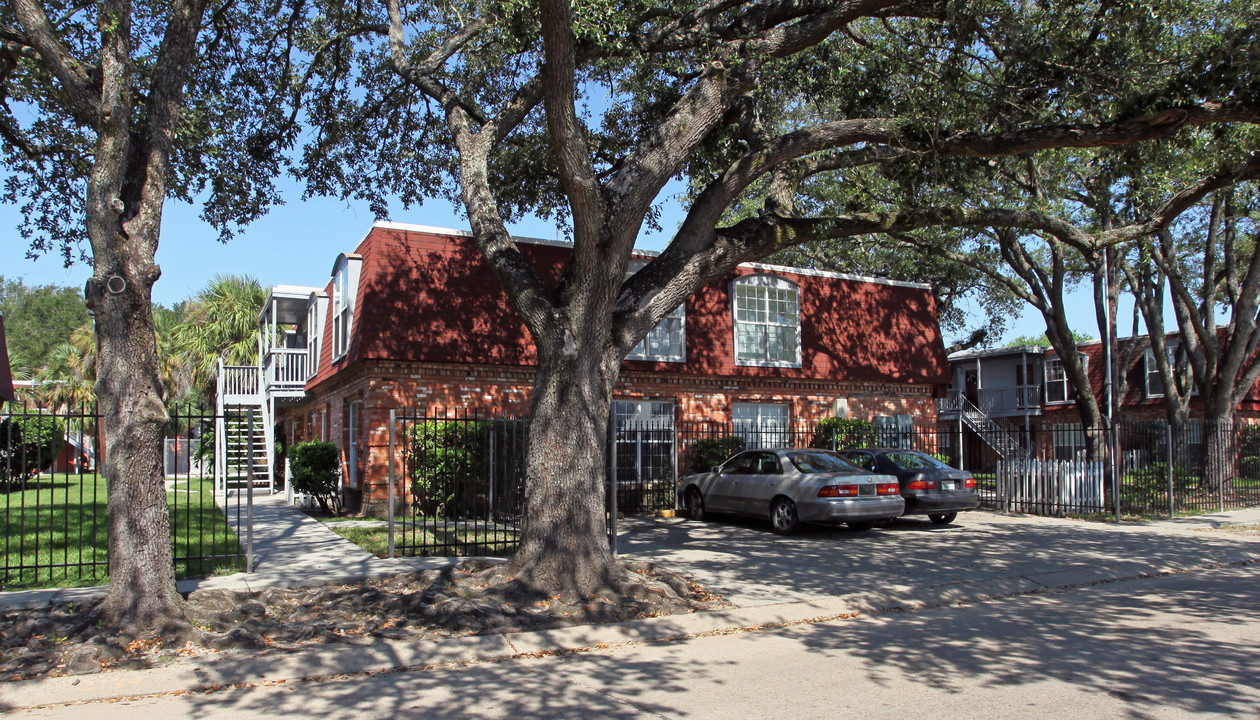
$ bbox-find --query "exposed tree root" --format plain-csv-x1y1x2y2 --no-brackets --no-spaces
0,559,726,681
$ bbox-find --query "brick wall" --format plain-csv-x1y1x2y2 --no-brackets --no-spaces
278,359,940,514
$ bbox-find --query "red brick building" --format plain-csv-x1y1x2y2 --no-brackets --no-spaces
237,222,951,511
939,335,1260,465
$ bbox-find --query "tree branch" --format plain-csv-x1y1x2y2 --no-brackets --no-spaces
10,0,98,122
538,0,605,245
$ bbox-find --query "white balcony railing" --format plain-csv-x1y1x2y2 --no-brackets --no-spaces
942,385,1043,415
264,348,308,392
221,365,261,399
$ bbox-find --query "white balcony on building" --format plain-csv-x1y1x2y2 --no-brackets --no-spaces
938,346,1046,420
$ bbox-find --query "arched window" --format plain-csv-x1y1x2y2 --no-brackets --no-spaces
731,274,801,367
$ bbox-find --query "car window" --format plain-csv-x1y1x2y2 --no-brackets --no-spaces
721,453,758,475
840,452,877,473
788,452,860,473
755,452,783,474
885,451,939,470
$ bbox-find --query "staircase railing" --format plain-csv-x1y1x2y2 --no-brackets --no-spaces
955,395,1031,463
214,358,275,496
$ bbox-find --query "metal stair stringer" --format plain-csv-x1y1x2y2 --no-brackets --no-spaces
957,397,1031,464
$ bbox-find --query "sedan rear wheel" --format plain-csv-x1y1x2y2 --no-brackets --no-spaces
686,488,706,521
770,498,800,535
928,512,958,525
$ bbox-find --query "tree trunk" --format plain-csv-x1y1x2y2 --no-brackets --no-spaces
93,277,185,632
1201,411,1235,495
508,345,620,600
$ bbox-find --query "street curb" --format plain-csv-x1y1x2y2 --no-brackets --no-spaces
4,552,1258,711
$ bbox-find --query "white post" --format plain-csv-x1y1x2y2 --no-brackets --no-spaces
388,409,396,559
215,357,225,494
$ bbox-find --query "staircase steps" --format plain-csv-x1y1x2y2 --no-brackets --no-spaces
957,397,1031,463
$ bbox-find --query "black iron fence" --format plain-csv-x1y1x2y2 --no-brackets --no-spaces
2,403,248,590
381,411,947,556
393,409,528,557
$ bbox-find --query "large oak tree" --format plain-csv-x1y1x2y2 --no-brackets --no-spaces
297,0,1259,596
0,0,304,631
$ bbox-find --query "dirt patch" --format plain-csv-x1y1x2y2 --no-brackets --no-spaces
0,559,727,682
1216,523,1260,536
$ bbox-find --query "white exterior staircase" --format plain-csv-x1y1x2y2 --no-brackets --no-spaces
215,359,275,495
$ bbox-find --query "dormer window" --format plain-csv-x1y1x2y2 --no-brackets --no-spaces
1146,343,1197,397
330,254,360,361
1144,348,1164,398
624,258,686,362
306,296,322,378
732,274,801,367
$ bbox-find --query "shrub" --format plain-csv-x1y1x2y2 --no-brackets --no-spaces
810,417,878,450
1239,456,1260,479
289,440,342,514
685,436,745,475
408,420,485,518
0,414,65,487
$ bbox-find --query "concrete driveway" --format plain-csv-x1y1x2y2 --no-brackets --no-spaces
617,509,1260,608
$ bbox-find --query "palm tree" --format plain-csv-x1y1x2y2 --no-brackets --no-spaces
154,304,194,405
173,274,268,402
33,322,97,412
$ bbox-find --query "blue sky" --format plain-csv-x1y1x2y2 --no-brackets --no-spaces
0,179,1108,346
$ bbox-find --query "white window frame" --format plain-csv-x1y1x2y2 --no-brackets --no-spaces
624,258,686,362
306,299,321,378
1043,358,1063,406
732,402,790,448
331,258,353,361
613,399,676,427
346,401,359,488
627,303,686,362
1147,344,1198,397
1044,354,1088,405
1144,348,1165,398
731,274,802,368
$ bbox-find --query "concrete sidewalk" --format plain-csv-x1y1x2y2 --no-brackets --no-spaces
2,502,1259,710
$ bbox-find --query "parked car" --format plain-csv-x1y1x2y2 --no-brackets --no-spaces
836,449,979,525
680,448,904,535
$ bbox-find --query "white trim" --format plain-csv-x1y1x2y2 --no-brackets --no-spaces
1144,348,1165,399
347,401,359,488
1044,355,1087,405
731,274,802,368
331,256,355,362
368,220,932,289
627,303,687,363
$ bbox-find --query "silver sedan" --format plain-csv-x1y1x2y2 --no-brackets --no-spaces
680,448,905,534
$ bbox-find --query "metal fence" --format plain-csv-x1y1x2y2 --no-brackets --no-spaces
379,411,949,556
940,417,1260,517
392,409,528,557
2,403,249,590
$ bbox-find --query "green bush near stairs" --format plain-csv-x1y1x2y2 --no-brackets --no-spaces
289,440,342,515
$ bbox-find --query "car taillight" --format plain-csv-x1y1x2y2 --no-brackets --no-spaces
964,477,976,488
818,485,859,497
907,479,936,490
877,483,900,495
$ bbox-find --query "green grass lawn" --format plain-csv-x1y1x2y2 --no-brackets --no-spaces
327,524,518,558
3,473,244,591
